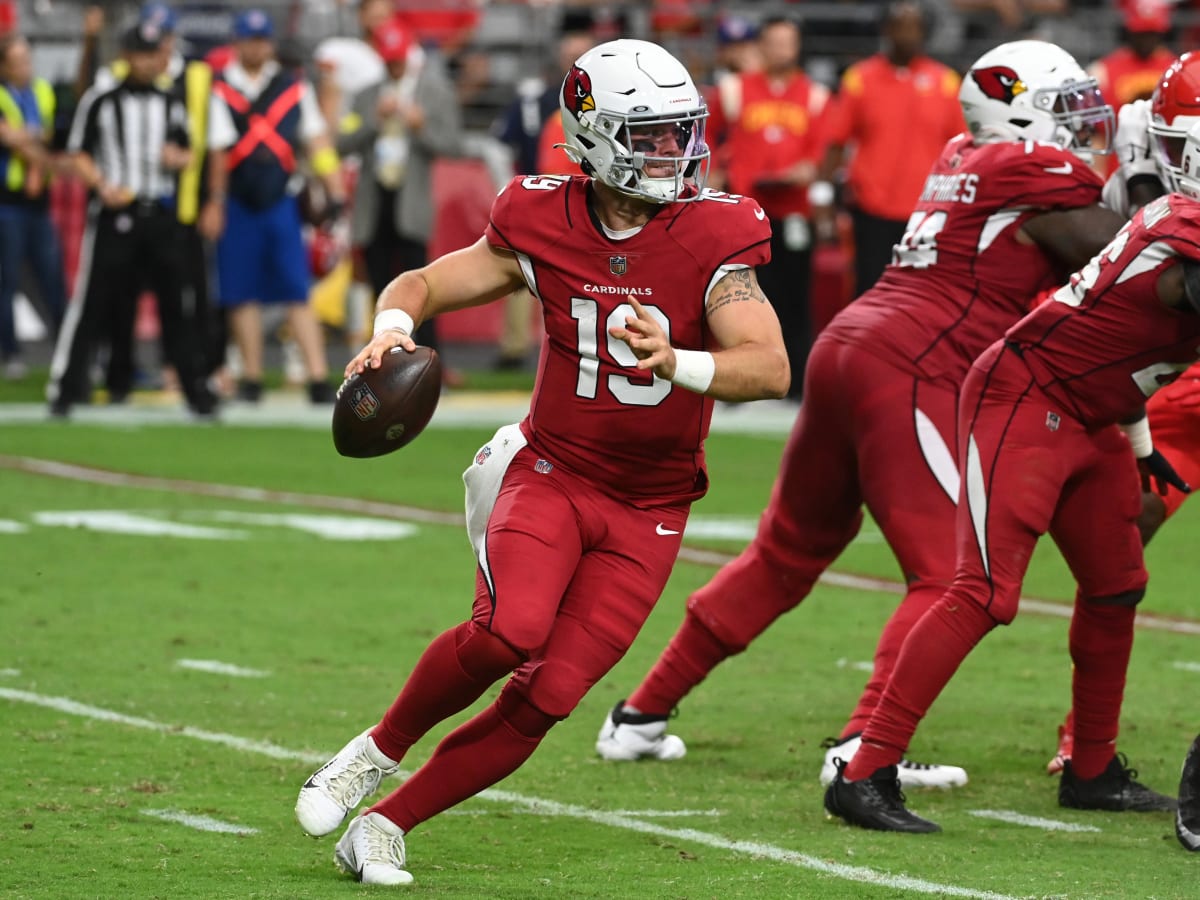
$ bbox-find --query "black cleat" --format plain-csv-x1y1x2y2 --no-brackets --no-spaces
1059,753,1176,812
237,379,263,403
1177,734,1200,851
824,758,941,833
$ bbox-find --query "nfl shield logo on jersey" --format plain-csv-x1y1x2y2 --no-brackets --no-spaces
1045,411,1061,432
475,445,492,465
350,384,380,421
609,255,627,276
534,458,554,474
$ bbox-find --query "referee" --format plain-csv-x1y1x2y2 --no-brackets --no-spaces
48,21,214,417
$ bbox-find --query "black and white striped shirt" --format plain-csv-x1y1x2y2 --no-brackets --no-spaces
68,80,189,202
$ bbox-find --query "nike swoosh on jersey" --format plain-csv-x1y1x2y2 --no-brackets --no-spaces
753,208,766,221
1043,162,1073,175
655,523,680,535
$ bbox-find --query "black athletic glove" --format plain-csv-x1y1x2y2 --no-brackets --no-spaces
1138,449,1191,496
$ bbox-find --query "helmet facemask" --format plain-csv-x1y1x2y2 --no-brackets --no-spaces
1035,80,1114,161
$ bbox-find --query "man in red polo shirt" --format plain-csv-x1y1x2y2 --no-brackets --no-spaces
718,15,829,398
819,1,961,296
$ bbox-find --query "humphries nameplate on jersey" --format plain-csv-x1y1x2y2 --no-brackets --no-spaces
332,346,443,458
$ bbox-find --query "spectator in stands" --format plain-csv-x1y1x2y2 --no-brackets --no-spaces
1089,0,1175,176
819,1,962,296
339,19,461,374
50,22,213,418
314,0,393,131
393,0,481,56
205,9,346,404
703,14,761,164
0,32,65,380
494,30,592,178
717,15,829,399
493,29,592,370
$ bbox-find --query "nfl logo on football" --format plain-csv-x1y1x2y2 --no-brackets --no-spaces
351,384,380,421
609,255,627,276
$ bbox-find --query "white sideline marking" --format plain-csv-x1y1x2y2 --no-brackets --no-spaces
32,510,244,540
176,659,270,678
836,658,875,673
1172,661,1200,673
0,688,325,764
968,809,1101,833
606,808,722,818
7,454,1200,639
0,687,1016,900
0,518,28,533
0,668,20,676
142,808,259,835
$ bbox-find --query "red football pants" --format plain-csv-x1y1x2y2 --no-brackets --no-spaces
683,336,960,729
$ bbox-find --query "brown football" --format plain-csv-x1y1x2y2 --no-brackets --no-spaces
332,346,443,458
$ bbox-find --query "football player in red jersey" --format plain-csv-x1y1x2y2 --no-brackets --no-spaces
596,40,1125,786
826,155,1200,832
293,39,790,885
1041,53,1200,786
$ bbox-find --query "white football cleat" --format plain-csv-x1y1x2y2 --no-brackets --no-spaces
335,812,414,885
595,701,686,761
819,734,968,789
296,728,399,837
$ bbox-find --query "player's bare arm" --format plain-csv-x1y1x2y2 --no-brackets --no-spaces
347,237,526,376
609,268,789,401
1020,204,1125,272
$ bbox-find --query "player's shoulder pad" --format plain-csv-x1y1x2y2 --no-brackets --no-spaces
976,140,1103,199
490,173,574,245
687,188,770,231
676,189,772,266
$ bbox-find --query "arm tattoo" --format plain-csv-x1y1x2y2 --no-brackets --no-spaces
706,268,768,317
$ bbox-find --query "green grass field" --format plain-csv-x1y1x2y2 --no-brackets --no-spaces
2,415,1199,898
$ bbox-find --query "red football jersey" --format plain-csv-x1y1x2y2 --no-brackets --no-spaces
1008,194,1200,426
822,135,1103,385
485,175,771,505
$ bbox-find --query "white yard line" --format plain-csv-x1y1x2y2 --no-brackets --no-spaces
7,453,1200,638
176,659,271,678
967,809,1101,834
0,668,20,676
1172,661,1200,673
0,686,1017,900
141,808,259,835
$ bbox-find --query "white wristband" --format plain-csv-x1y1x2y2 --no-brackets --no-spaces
670,349,715,394
1120,417,1153,458
374,308,415,337
808,180,835,207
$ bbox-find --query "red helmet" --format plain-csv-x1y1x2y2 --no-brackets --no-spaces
1150,52,1200,189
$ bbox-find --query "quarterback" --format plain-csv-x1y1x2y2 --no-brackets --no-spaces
293,40,789,885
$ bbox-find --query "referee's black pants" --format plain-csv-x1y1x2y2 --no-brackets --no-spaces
50,201,210,412
104,221,223,397
758,216,813,401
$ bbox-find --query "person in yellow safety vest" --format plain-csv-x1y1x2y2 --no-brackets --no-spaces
0,32,66,381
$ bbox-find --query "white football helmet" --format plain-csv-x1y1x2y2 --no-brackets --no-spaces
1173,122,1200,200
558,39,709,204
959,40,1114,160
1149,52,1200,191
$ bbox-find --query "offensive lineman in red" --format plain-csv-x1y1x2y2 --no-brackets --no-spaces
293,39,789,885
597,41,1130,790
828,184,1195,832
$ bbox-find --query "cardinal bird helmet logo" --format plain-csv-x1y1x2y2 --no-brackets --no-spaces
563,65,596,118
971,65,1027,104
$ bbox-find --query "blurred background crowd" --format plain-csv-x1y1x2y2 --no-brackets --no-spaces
0,0,1194,410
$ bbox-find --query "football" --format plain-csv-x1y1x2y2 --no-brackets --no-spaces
331,346,443,458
